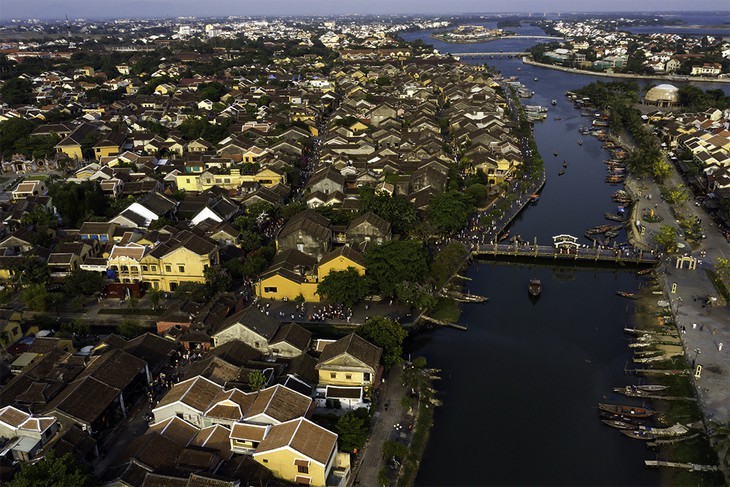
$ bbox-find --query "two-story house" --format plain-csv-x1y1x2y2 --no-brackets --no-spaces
314,334,382,410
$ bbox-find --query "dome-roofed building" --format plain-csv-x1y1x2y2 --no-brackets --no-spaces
644,84,680,107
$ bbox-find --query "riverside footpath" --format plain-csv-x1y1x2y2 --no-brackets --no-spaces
619,140,730,477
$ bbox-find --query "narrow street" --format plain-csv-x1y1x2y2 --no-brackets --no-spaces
352,364,406,486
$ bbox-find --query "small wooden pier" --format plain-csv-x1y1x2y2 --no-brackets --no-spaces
644,460,718,472
421,315,468,331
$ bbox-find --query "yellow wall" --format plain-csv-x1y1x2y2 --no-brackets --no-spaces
175,174,203,192
318,369,369,387
57,145,83,160
257,275,319,302
95,145,120,161
317,259,364,281
254,449,328,487
141,247,216,292
176,168,285,193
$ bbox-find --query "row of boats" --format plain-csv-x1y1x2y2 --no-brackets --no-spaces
598,396,691,440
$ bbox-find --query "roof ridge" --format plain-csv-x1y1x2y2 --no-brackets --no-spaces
288,417,304,448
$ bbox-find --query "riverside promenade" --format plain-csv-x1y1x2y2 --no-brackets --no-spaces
611,130,730,479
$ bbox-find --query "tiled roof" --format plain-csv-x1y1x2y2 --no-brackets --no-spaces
255,417,336,466
317,333,381,372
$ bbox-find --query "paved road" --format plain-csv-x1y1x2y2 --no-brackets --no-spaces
353,364,407,487
621,146,729,429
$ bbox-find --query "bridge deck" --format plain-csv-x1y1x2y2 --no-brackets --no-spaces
472,243,659,265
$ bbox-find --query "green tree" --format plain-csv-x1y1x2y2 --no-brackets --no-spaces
173,282,210,303
64,270,106,296
49,181,108,227
395,281,436,310
654,224,678,252
336,410,369,453
147,287,164,310
118,319,144,339
197,81,228,102
22,283,48,311
365,240,429,297
356,316,407,369
427,190,474,235
9,451,94,487
431,242,468,289
248,370,267,391
465,183,489,208
317,267,369,307
715,257,730,285
382,440,407,461
0,77,33,105
359,187,418,235
0,118,36,158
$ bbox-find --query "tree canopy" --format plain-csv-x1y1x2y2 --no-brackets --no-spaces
49,181,109,228
358,187,418,235
336,409,370,453
431,242,468,288
9,451,94,487
427,190,474,235
317,267,369,307
654,224,677,252
356,316,408,369
365,240,429,297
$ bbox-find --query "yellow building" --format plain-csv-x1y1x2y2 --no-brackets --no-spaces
108,232,218,292
253,417,347,487
93,132,126,161
55,123,97,161
0,309,23,348
314,333,382,410
256,246,365,302
175,166,287,193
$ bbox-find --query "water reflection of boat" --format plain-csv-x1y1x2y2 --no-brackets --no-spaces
528,279,542,297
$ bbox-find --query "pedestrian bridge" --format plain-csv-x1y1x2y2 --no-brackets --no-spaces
451,52,529,58
470,241,660,267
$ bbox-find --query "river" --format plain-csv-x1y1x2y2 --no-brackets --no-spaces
399,22,728,486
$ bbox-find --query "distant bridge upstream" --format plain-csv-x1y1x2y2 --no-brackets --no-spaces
451,52,529,58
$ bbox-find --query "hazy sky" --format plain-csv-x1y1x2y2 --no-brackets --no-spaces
1,0,728,20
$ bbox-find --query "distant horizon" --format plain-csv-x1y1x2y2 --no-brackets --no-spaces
0,0,728,22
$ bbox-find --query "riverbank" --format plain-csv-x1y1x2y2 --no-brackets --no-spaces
522,57,730,84
605,128,730,481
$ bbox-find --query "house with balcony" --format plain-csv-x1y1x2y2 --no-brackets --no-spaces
314,333,382,410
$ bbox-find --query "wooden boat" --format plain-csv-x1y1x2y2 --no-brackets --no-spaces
635,384,669,392
636,268,653,276
616,291,638,299
498,231,510,242
599,411,646,426
614,386,653,397
554,152,558,157
554,116,561,120
530,194,540,204
622,429,658,440
605,212,626,222
562,161,568,168
558,170,566,176
601,418,637,430
598,403,655,418
578,139,582,145
551,99,557,106
587,225,612,235
528,279,542,297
